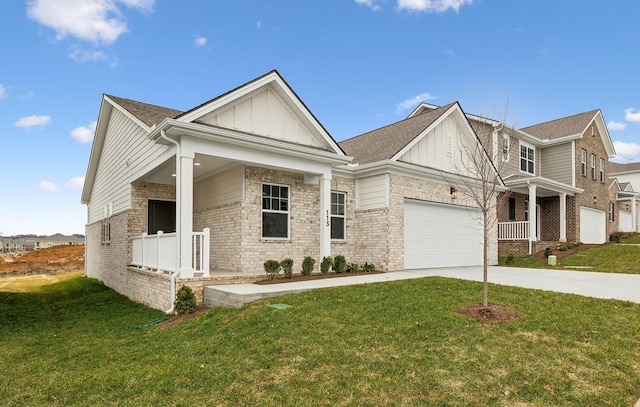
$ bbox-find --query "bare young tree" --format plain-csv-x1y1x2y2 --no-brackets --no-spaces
442,111,513,307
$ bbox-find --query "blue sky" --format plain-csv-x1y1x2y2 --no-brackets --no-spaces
2,0,640,236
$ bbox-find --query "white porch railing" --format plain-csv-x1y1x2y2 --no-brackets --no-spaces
131,228,210,275
498,221,529,240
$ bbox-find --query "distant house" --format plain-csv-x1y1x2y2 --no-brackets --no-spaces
410,104,617,255
81,70,500,311
609,162,640,232
28,234,85,249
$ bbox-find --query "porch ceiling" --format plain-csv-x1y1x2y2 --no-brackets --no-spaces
140,154,235,185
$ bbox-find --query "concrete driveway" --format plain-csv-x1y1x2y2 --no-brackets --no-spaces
411,266,640,303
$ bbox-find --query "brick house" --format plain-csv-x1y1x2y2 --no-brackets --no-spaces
81,71,500,311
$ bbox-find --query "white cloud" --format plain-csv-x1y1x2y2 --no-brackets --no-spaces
65,176,85,189
445,48,455,56
396,92,438,113
194,36,207,47
70,121,97,143
69,45,108,62
397,0,473,13
355,0,383,11
18,90,35,100
624,108,640,123
38,181,58,191
26,0,155,45
14,115,52,129
0,84,6,100
613,141,640,162
608,121,627,131
256,20,262,29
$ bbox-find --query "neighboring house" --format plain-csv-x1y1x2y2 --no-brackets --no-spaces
609,162,640,232
409,104,616,255
28,234,85,249
81,70,500,311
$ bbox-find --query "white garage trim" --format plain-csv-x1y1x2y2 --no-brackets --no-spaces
404,200,483,269
579,206,606,244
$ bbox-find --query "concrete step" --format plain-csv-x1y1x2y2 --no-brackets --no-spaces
203,284,307,308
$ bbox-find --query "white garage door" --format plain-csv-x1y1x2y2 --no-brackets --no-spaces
579,206,606,244
404,200,483,269
619,211,633,232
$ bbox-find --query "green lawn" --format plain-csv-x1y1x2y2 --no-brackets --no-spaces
2,276,640,406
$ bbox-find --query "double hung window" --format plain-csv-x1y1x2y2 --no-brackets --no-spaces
262,184,289,239
520,142,535,174
331,192,346,240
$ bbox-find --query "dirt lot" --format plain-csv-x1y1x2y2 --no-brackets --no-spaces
0,245,84,275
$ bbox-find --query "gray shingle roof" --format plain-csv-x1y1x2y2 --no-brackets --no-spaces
106,95,183,127
520,109,599,140
339,102,457,164
610,161,640,173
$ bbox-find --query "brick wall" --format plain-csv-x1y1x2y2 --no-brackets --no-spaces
240,167,320,273
194,202,242,271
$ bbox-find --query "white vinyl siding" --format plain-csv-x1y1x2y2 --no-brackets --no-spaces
398,116,462,173
87,108,171,224
194,165,244,211
540,143,572,184
198,87,326,149
356,174,389,210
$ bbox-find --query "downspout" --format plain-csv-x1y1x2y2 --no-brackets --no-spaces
160,129,180,314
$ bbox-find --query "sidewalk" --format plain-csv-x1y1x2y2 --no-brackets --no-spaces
203,266,640,308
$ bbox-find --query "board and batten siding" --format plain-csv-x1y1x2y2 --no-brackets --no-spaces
88,108,171,224
194,165,244,211
356,174,389,210
199,87,324,149
540,143,572,185
399,116,464,173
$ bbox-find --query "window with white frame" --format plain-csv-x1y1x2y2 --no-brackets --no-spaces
590,154,596,180
502,134,510,162
331,192,346,240
101,203,113,244
581,149,587,176
262,183,289,239
609,202,615,222
599,158,605,183
520,142,535,174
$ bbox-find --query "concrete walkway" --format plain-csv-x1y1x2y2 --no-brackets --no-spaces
204,266,640,308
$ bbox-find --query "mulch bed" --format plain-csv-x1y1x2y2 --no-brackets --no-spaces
254,270,384,285
456,302,522,324
533,243,608,261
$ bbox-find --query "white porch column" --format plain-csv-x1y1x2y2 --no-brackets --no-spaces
178,151,194,277
319,173,332,261
632,196,638,232
559,192,567,242
528,184,537,254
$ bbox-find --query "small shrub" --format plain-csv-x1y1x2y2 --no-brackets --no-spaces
544,247,552,258
558,246,568,252
320,256,333,274
505,252,515,265
362,262,375,272
264,259,281,280
576,241,583,246
174,286,197,315
281,258,293,278
346,263,359,273
333,255,346,273
610,234,620,243
301,256,315,276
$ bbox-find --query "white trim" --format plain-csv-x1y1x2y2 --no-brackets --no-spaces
330,191,347,241
519,140,536,175
261,182,290,240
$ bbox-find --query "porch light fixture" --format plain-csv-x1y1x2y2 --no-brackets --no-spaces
593,196,597,204
172,173,176,177
194,162,201,166
450,186,457,199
